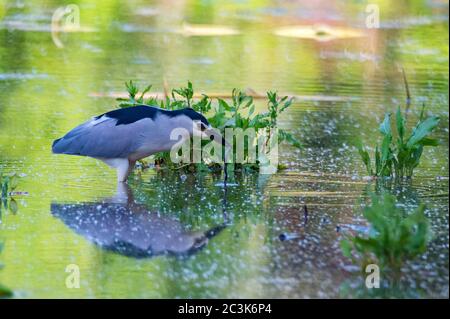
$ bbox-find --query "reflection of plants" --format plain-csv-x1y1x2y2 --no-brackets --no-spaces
339,277,425,298
0,172,16,297
341,193,431,278
0,243,13,298
0,172,19,215
116,81,301,172
131,170,268,230
358,105,440,179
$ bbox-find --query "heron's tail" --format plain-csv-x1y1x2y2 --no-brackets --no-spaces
52,137,77,154
52,138,63,153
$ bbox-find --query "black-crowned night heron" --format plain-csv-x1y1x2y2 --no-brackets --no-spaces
52,105,225,182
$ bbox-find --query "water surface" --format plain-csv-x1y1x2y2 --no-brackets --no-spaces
0,0,448,298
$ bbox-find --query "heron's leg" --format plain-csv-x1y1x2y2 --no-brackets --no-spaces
116,160,130,183
111,182,130,203
100,158,130,182
127,160,136,177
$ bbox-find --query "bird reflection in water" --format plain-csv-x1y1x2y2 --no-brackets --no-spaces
51,183,227,258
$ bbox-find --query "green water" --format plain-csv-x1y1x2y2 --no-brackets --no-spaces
0,0,448,298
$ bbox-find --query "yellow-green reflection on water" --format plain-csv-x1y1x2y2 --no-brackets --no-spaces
0,0,448,298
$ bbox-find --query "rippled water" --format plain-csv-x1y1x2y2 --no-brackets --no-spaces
0,0,448,298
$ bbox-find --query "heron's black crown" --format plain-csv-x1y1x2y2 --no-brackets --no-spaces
96,105,209,126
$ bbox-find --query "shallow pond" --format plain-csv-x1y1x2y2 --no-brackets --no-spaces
0,0,448,298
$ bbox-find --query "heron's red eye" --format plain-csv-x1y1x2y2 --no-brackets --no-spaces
200,123,207,131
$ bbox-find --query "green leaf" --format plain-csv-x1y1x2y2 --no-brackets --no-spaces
280,97,293,113
279,130,302,148
340,239,353,258
396,106,405,143
9,198,18,214
379,113,391,136
410,145,423,170
139,84,152,101
419,104,426,122
248,104,255,117
9,175,18,191
244,97,253,109
418,137,439,146
380,133,392,163
125,80,139,99
406,116,440,148
375,146,381,175
218,99,232,112
1,180,8,199
357,144,372,176
0,284,13,298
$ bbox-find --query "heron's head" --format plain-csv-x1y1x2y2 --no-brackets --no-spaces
179,108,229,147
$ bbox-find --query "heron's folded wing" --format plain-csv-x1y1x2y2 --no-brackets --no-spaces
52,116,153,158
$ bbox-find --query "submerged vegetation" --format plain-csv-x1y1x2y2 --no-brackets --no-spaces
0,243,12,298
358,105,440,179
0,172,21,297
0,173,17,298
116,81,301,173
341,193,431,278
0,171,19,215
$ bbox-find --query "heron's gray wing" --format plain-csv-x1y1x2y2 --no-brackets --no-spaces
52,116,154,158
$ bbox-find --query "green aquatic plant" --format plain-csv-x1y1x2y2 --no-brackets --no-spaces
267,91,301,149
340,193,431,278
0,171,18,214
171,81,195,109
116,81,302,173
0,172,18,297
339,276,427,298
0,243,13,298
116,80,153,108
210,89,301,171
358,105,440,179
